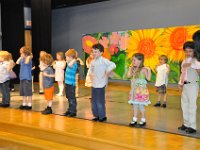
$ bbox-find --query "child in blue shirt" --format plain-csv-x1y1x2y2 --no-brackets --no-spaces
64,49,78,117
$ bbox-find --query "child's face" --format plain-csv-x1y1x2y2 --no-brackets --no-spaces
20,52,26,58
56,54,62,61
184,48,194,58
159,57,166,65
0,56,4,62
132,56,142,67
66,55,73,62
92,49,102,59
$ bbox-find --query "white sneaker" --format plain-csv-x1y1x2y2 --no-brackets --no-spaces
56,93,63,96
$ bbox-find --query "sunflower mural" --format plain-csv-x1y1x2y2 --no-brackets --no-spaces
82,24,200,83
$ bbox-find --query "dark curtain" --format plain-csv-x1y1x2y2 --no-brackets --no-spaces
31,0,52,81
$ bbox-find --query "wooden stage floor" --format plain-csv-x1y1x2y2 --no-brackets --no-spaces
4,82,200,139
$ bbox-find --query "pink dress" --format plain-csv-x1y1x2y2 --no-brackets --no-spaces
54,61,65,82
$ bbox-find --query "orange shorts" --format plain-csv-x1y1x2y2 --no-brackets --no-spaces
44,86,54,101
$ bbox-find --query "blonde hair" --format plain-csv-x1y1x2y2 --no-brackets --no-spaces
40,53,54,66
65,49,77,59
40,51,47,57
0,51,11,61
56,52,64,60
20,46,31,56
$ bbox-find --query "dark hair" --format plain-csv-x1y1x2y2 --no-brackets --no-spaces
183,41,195,50
193,30,200,61
92,43,104,53
159,55,168,63
132,53,144,68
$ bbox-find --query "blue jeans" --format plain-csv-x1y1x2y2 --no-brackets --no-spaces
65,84,77,114
92,87,106,119
0,80,10,104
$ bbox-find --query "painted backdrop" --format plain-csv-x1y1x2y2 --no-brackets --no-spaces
82,25,200,83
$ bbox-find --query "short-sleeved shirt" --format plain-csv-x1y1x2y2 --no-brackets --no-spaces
0,61,10,83
19,58,32,81
43,66,55,89
65,62,78,86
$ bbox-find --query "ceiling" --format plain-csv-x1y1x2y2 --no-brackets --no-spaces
24,0,109,9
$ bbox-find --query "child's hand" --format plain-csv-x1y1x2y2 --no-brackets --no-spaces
178,84,183,92
90,73,94,81
182,63,191,68
103,71,114,78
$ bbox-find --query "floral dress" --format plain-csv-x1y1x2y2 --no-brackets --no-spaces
128,73,150,106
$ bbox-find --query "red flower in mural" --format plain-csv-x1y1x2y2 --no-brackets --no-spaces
82,35,98,54
99,36,109,48
109,44,119,55
109,32,120,45
119,33,129,50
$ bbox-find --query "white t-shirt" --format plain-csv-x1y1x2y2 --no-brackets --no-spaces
155,64,168,87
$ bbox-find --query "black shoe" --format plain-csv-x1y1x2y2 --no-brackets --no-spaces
68,113,76,117
42,107,52,115
99,117,107,122
154,102,161,107
19,105,27,110
26,106,32,110
63,111,71,116
39,92,44,94
129,121,137,127
139,122,146,127
178,125,188,131
0,103,10,108
186,128,196,134
162,104,166,108
92,117,99,121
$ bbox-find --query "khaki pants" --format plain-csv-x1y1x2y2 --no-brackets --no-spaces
181,83,199,129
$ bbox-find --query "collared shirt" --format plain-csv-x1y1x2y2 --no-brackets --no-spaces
65,62,78,86
0,61,10,83
88,56,116,88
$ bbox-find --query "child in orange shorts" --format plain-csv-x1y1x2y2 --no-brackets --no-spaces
40,53,55,115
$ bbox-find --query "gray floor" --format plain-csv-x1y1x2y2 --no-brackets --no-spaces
6,83,200,138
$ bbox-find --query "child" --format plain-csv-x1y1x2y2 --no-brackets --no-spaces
32,61,35,92
0,51,15,107
178,41,200,134
154,55,170,108
8,53,16,92
53,52,66,96
127,53,151,127
16,46,33,110
64,49,78,117
85,53,93,88
39,51,47,94
88,44,116,122
40,53,55,115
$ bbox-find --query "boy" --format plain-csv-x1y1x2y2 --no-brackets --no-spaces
16,46,33,110
154,55,170,108
88,43,116,122
178,41,200,134
64,49,78,117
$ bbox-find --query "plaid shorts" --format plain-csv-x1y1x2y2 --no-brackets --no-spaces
156,84,167,94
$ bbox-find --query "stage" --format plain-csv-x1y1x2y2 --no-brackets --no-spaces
5,82,200,139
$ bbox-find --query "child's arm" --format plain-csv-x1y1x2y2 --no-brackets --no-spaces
16,57,22,64
166,64,170,74
7,60,15,72
105,59,116,76
144,67,151,81
25,56,32,64
68,59,76,68
77,58,84,66
127,66,133,78
43,68,55,78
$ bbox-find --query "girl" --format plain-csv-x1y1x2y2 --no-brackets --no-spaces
85,53,93,88
154,55,170,108
127,53,151,127
39,51,47,94
40,53,55,115
53,52,66,96
0,51,15,107
16,46,33,110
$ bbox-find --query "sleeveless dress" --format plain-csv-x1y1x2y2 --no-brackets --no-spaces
55,61,65,82
128,73,150,106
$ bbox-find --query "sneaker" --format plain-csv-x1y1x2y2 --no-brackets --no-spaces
42,107,52,115
154,102,161,107
162,103,166,108
63,111,71,116
26,106,32,110
39,91,44,94
129,121,137,127
0,103,10,108
68,113,77,117
11,88,15,92
178,124,188,131
186,127,196,134
139,121,146,127
99,117,107,122
19,105,27,110
92,117,99,121
56,93,63,96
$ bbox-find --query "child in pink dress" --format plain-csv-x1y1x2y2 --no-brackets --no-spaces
53,52,66,96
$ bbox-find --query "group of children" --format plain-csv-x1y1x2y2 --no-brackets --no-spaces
1,30,200,134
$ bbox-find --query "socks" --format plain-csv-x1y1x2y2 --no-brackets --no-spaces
133,117,137,122
141,118,146,123
22,102,26,106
